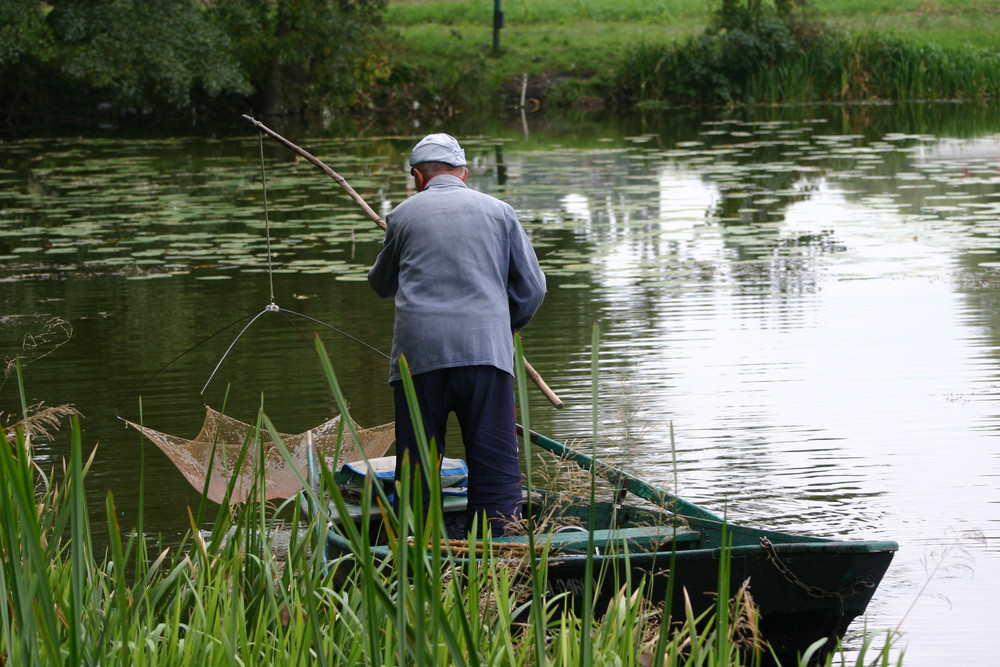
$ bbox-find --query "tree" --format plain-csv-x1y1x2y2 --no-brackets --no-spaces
47,0,251,110
0,0,50,67
0,0,389,124
213,0,389,118
0,0,56,119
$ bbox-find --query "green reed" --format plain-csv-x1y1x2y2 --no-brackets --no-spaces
1,341,901,666
619,9,1000,107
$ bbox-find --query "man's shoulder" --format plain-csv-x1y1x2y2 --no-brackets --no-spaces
462,187,515,213
397,179,513,213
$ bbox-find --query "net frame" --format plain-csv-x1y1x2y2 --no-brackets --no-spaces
125,406,394,504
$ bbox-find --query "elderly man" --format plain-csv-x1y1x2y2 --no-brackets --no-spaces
368,133,546,536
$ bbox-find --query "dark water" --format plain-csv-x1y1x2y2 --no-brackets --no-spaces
2,104,998,663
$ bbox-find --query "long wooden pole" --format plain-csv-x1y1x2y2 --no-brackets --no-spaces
242,115,563,409
243,115,386,229
522,357,562,408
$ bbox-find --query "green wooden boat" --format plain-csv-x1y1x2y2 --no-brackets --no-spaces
323,428,897,663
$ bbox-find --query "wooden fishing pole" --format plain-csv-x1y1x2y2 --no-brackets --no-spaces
243,114,386,229
243,115,563,409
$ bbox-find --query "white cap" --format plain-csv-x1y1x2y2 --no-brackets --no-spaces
409,133,466,167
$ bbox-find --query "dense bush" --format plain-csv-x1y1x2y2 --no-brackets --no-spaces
618,0,1000,107
619,0,807,105
0,0,389,125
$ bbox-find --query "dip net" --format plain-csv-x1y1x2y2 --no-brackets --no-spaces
125,405,394,504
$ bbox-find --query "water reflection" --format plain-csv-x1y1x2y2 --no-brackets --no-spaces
2,103,999,664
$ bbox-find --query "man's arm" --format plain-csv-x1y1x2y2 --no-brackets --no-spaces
506,211,546,330
368,220,400,298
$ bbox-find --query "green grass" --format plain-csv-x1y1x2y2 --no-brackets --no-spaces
386,0,710,25
382,0,710,101
380,0,1000,111
814,0,1000,49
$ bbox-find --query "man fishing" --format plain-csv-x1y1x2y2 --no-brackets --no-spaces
368,133,546,536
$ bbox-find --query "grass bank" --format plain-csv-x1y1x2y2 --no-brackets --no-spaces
380,0,1000,113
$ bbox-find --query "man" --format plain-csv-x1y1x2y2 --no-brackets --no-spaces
368,133,546,536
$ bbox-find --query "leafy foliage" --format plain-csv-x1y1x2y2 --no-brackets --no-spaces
0,0,51,67
212,0,390,117
618,0,1000,107
0,0,388,124
620,0,814,106
48,0,251,109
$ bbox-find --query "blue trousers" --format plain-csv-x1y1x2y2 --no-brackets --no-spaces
392,366,522,536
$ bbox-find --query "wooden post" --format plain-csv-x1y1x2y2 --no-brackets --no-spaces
493,0,503,53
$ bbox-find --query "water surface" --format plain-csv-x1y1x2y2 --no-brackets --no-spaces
2,105,998,664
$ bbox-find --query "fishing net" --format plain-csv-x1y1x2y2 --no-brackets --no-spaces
125,406,395,504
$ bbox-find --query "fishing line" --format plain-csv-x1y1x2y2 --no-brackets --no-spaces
278,307,389,360
197,305,389,400
113,310,259,419
199,306,273,398
259,130,275,304
115,126,390,421
244,126,388,362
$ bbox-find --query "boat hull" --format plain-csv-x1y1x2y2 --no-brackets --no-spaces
325,493,896,664
540,540,896,661
322,429,897,665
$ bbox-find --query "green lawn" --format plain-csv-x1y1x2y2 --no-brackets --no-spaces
386,0,1000,66
814,0,1000,48
383,1,704,101
381,1,1000,109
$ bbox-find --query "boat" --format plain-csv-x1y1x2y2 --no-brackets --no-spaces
321,427,898,663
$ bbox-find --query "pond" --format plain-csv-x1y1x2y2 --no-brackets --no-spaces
2,104,998,664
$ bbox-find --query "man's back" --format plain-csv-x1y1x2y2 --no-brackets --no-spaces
369,173,544,381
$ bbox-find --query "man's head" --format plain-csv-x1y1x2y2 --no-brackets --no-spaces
409,133,466,168
409,133,468,191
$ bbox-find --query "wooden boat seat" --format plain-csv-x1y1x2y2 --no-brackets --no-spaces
330,491,469,524
495,524,701,553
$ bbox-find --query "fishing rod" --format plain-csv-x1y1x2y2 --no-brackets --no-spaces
243,115,563,409
243,114,386,230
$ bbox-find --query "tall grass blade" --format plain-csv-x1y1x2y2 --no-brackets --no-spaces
513,335,547,666
1,426,60,664
68,416,91,666
581,321,603,667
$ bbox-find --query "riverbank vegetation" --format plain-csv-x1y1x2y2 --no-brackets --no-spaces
0,418,899,665
617,1,1000,108
3,1,999,130
388,0,1000,113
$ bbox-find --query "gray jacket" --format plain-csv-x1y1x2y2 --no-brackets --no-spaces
368,174,546,383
